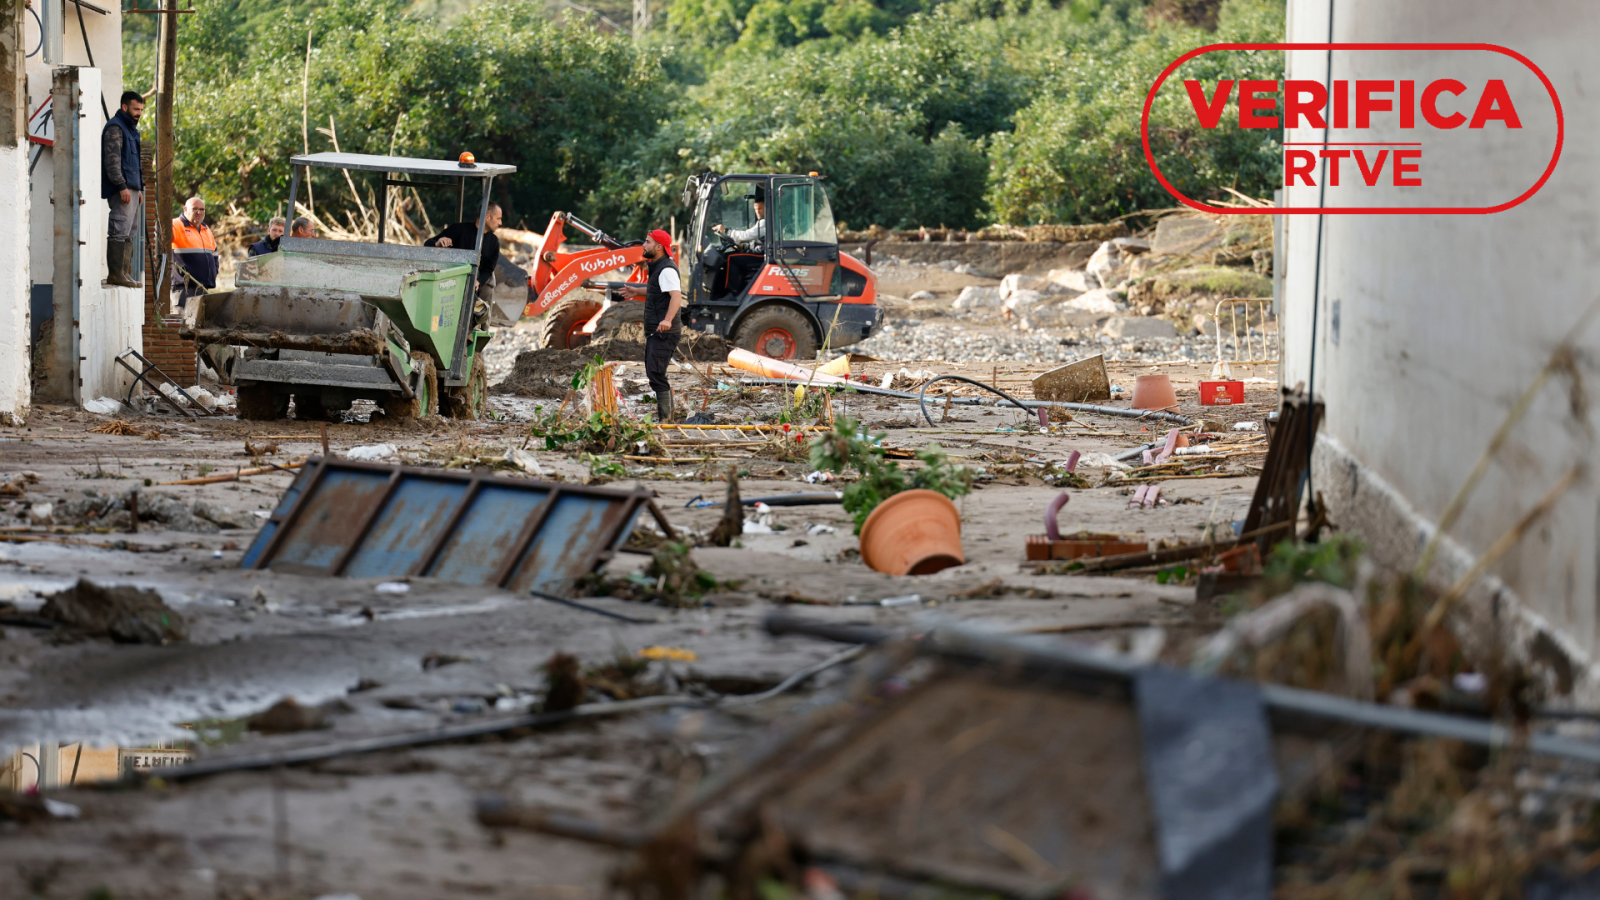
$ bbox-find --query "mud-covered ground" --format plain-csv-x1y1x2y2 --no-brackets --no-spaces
0,284,1279,898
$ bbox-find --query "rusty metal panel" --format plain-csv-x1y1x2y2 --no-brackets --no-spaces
243,458,651,595
506,494,639,595
342,477,468,578
427,485,554,584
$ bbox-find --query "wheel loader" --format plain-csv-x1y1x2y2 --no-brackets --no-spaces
529,172,881,360
185,152,515,421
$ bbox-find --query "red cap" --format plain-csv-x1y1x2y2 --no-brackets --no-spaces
647,229,673,250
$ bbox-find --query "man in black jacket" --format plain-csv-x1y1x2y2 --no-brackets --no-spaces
424,203,502,304
618,229,682,422
101,91,144,288
248,217,286,257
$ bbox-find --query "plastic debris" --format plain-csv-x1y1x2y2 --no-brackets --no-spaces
375,582,411,594
1233,421,1263,432
346,444,397,461
879,594,922,607
806,523,837,536
804,471,836,484
83,397,124,415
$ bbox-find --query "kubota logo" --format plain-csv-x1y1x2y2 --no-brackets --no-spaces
581,253,627,274
1141,43,1563,214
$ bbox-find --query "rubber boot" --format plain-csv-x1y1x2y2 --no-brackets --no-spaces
106,240,139,287
656,386,674,424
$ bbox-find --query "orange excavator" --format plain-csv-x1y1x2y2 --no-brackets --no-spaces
525,172,881,361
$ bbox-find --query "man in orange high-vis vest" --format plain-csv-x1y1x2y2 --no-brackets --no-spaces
172,197,219,310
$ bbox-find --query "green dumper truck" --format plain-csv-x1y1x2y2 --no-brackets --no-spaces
186,152,516,421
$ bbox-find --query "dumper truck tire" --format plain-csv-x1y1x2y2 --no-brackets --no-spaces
590,300,647,345
236,382,288,421
732,305,817,361
381,352,438,420
442,355,487,420
540,296,602,350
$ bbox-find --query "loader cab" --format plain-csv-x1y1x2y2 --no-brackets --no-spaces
681,171,878,360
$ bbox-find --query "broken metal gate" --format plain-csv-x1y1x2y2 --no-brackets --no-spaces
242,458,667,594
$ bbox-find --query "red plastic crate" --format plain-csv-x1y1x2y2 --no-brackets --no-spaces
1199,380,1245,405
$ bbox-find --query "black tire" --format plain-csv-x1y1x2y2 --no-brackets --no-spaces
292,392,327,421
590,300,649,345
732,305,817,361
539,295,602,350
236,382,287,421
380,352,438,420
442,354,488,420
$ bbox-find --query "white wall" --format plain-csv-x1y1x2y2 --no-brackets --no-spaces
0,143,29,425
23,5,139,407
1281,0,1600,688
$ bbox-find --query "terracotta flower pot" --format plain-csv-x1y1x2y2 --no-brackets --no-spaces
859,489,964,576
1131,374,1178,411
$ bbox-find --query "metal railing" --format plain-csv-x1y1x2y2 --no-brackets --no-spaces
1211,297,1278,375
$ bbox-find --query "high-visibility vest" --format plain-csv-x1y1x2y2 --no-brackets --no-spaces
172,216,220,292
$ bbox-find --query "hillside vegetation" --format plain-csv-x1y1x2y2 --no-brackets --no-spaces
125,0,1283,235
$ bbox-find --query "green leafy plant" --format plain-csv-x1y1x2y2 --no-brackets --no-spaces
1261,533,1365,597
571,355,607,393
582,453,628,479
529,406,659,455
808,417,973,533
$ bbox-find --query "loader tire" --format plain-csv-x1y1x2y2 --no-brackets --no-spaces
539,295,602,350
236,382,287,421
442,354,487,420
732,305,816,361
590,300,648,345
380,352,438,420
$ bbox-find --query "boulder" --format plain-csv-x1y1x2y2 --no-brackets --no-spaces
1151,216,1222,257
1086,241,1126,291
908,290,936,302
1004,289,1044,311
999,273,1048,300
1062,288,1123,316
1045,268,1095,294
952,286,1002,309
1102,316,1178,339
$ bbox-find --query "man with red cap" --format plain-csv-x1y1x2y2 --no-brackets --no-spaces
620,229,682,422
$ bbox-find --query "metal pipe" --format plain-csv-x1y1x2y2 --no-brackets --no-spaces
736,378,1193,425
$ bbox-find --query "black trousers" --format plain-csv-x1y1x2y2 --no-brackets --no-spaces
645,330,679,395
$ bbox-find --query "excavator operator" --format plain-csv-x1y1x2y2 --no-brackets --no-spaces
712,185,766,250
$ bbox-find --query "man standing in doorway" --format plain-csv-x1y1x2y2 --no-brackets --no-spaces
102,91,144,288
619,229,681,423
172,197,219,310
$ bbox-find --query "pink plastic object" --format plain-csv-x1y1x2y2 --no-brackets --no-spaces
1044,492,1070,541
1037,408,1049,428
1064,449,1081,473
1144,485,1162,508
1154,428,1181,463
1128,485,1150,509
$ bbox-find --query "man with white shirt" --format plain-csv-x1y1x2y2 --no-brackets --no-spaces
618,229,682,422
713,185,765,250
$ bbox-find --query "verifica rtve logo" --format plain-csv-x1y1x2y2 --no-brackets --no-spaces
1141,44,1564,215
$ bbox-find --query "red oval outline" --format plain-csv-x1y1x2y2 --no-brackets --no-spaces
1139,43,1565,215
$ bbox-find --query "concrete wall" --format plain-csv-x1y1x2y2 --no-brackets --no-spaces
1281,0,1600,696
1,0,30,425
23,3,138,407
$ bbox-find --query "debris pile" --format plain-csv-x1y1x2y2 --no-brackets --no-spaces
40,578,188,644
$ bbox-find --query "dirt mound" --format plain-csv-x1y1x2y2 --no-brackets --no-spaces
41,578,188,644
493,333,736,398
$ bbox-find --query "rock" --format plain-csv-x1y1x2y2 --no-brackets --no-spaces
139,492,219,533
1112,236,1152,254
1152,216,1223,257
952,286,1002,309
1102,316,1178,339
1032,354,1112,402
1045,268,1094,294
1086,241,1126,291
192,501,255,530
998,273,1047,300
1003,289,1044,311
40,578,188,644
1193,313,1220,336
908,290,937,302
1061,288,1123,315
